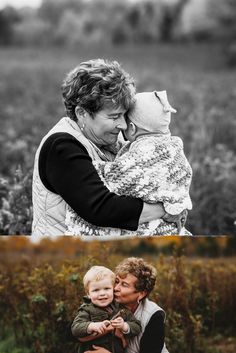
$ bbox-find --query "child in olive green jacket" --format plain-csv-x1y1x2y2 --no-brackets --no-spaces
71,266,141,353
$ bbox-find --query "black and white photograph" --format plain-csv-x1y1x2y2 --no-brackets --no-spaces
0,0,236,236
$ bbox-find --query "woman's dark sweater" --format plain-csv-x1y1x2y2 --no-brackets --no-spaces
140,310,165,353
38,132,143,230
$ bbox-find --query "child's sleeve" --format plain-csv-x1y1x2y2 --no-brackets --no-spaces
71,307,92,338
92,147,147,197
93,137,192,214
123,310,142,337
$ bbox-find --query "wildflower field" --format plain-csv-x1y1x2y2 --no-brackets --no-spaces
0,43,236,235
0,237,235,353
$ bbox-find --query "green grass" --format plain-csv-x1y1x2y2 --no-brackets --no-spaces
0,332,31,353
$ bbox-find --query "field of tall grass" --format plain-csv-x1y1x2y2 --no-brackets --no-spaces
0,237,235,353
0,43,236,235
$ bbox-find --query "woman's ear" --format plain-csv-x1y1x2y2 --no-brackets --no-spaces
75,105,86,116
75,106,88,128
138,290,148,302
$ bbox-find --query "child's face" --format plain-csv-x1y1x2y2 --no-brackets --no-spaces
87,277,114,307
157,113,171,134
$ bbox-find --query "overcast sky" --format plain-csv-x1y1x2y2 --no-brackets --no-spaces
0,0,42,9
0,0,178,10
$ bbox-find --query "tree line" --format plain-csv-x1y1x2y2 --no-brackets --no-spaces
0,0,235,48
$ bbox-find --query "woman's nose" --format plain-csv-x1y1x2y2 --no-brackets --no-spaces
114,283,120,291
116,116,127,130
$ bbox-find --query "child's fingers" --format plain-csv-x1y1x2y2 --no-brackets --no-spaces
103,320,111,327
100,323,109,333
111,317,122,322
97,327,104,334
111,317,123,324
111,319,124,328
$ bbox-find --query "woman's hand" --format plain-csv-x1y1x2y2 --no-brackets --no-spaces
84,346,111,353
87,321,110,335
139,202,188,233
163,209,188,232
139,202,165,224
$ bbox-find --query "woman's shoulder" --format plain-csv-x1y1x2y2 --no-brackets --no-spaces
41,132,89,155
42,132,87,153
143,298,165,315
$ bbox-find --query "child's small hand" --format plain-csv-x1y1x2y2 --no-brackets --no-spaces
87,321,110,334
110,317,129,332
162,209,188,232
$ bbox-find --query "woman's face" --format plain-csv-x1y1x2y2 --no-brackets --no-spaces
84,106,127,146
114,273,142,309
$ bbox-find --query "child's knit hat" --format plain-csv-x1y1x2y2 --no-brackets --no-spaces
128,90,177,133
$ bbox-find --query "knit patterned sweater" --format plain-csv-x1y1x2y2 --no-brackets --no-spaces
65,134,192,236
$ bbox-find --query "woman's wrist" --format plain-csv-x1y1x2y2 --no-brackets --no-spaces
139,202,165,224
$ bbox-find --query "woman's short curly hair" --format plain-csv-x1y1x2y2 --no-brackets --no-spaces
61,58,136,121
115,257,157,295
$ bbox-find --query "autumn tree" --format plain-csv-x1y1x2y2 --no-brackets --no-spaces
209,0,236,66
0,6,20,45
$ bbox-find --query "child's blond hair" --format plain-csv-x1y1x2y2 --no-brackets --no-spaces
83,266,115,292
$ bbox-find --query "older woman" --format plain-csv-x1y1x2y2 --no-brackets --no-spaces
84,257,169,353
32,59,182,236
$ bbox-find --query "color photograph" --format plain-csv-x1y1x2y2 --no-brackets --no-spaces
0,236,236,353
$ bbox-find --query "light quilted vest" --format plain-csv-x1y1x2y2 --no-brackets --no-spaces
126,298,169,353
32,117,115,237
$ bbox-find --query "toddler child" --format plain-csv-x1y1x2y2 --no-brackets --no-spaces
66,90,192,236
71,266,141,353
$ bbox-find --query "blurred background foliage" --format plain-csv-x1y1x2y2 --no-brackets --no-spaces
0,0,236,62
0,0,236,235
0,236,236,353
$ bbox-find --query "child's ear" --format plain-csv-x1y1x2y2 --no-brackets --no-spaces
129,122,137,136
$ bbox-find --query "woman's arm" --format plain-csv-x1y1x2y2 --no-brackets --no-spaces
139,311,165,353
139,202,165,223
39,133,143,230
